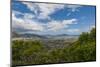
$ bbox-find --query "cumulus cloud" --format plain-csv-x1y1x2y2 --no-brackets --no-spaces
48,21,66,31
12,2,81,34
22,2,65,19
22,2,39,15
37,3,65,19
12,11,44,32
12,10,78,33
67,29,80,33
22,2,82,19
47,19,77,31
23,13,35,19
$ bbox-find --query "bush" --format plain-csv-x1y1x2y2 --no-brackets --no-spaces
12,28,96,65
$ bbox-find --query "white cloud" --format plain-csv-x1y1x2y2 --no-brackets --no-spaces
66,5,82,12
67,29,80,33
12,2,85,34
12,11,78,33
66,12,71,16
47,19,77,31
62,19,77,25
48,21,65,31
23,13,36,20
12,11,44,32
22,2,82,20
65,5,82,17
22,2,65,19
22,2,39,15
12,8,79,34
37,3,65,19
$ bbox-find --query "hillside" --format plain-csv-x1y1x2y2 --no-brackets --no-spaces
12,28,96,66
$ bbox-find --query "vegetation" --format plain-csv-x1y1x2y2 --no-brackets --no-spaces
12,28,96,66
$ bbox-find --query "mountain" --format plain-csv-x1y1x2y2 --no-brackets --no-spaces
12,32,79,40
12,32,20,37
12,32,47,39
20,33,47,38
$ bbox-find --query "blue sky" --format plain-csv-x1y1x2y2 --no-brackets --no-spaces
12,1,96,35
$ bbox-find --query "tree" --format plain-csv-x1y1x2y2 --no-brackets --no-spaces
90,28,96,41
78,32,89,44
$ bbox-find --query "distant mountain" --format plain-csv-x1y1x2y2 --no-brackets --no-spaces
44,34,79,38
12,32,79,40
46,33,79,36
12,32,20,37
20,33,47,38
12,32,47,39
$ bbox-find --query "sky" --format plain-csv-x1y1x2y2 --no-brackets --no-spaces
12,1,96,35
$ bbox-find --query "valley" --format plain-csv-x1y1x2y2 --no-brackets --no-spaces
12,33,79,50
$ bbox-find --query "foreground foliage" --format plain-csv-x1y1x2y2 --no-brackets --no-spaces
12,28,96,66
